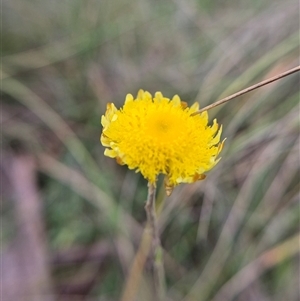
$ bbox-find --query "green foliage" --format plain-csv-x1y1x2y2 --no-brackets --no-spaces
2,0,299,300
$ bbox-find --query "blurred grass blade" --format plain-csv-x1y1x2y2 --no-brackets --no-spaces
2,74,103,184
211,233,300,301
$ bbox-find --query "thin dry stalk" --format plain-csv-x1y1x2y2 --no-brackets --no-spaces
192,65,300,115
120,228,152,301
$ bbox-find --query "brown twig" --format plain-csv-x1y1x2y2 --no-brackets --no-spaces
192,65,300,115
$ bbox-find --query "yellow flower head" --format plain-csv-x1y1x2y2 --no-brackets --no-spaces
101,90,224,195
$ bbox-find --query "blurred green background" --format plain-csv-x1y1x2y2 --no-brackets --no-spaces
2,0,299,300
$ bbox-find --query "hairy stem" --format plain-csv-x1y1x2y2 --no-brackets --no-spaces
145,182,165,301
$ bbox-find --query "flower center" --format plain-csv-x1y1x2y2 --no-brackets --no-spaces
157,120,169,132
145,111,183,144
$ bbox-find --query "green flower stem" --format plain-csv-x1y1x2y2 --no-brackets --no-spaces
145,182,166,301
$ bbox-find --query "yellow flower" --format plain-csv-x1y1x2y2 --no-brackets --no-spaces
101,90,224,195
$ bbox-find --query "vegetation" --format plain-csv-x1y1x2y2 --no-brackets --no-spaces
2,0,299,300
